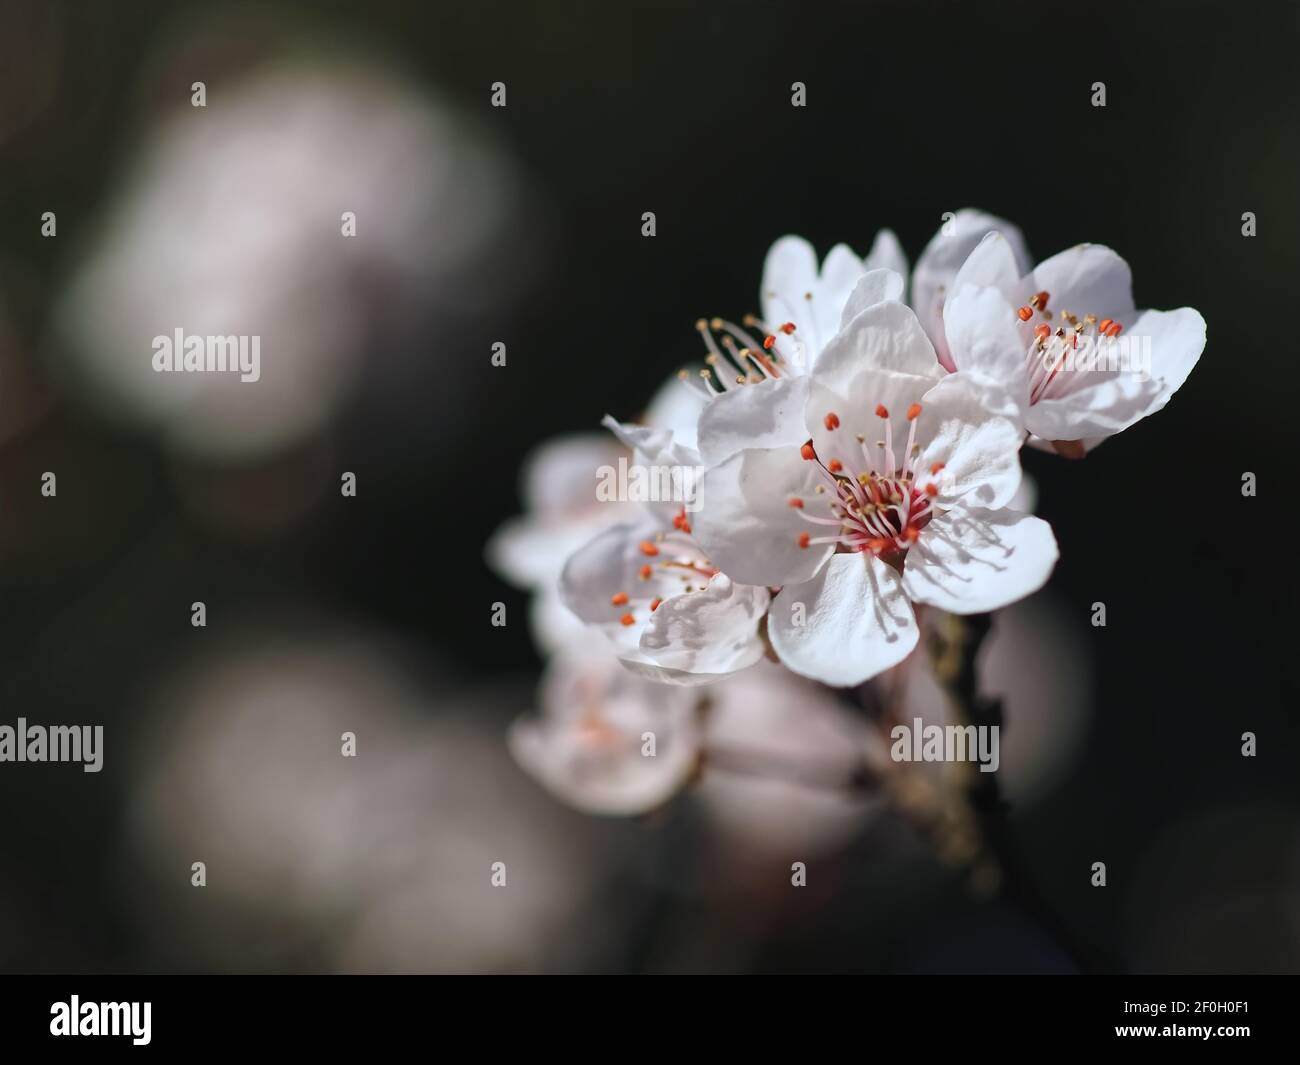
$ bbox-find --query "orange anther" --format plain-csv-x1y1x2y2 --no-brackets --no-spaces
1034,324,1051,341
1017,306,1034,321
797,532,811,549
787,497,804,509
620,613,636,626
823,411,841,430
800,441,817,461
763,335,777,350
906,403,922,421
780,322,796,334
638,564,653,580
828,459,843,473
930,462,945,475
925,483,939,497
649,597,662,612
611,592,629,606
639,541,659,557
875,404,889,418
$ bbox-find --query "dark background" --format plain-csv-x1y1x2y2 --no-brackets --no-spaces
0,0,1296,972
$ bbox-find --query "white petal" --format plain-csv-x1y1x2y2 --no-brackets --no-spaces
518,432,623,515
1029,243,1135,321
644,372,708,452
769,553,918,687
949,231,1023,296
1123,306,1206,418
510,654,701,815
915,374,1025,510
837,268,907,331
693,446,831,587
813,299,943,394
559,519,673,651
944,284,1034,406
912,209,1032,366
903,508,1057,613
636,573,769,680
697,374,810,467
1024,367,1162,441
864,228,909,279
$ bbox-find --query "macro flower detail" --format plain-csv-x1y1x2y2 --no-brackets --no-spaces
942,233,1206,453
911,208,1033,371
686,234,907,468
693,299,1056,687
559,514,770,685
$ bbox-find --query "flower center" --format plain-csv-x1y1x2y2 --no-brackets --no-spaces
792,404,943,563
1016,290,1124,405
608,513,719,627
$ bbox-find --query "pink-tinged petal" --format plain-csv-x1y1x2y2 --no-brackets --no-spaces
636,574,769,681
769,553,918,687
697,374,810,467
1028,243,1135,321
693,446,831,587
509,654,702,815
903,508,1057,613
837,268,907,332
915,373,1025,510
912,209,1032,367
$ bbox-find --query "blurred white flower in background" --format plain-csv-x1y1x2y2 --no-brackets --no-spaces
125,631,612,973
509,650,703,816
57,52,518,463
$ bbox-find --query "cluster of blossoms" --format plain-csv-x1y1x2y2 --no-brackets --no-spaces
490,209,1204,816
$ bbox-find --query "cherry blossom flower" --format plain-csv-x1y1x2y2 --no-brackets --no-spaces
942,233,1206,453
559,510,770,685
689,234,906,467
488,375,708,653
692,299,1057,687
509,650,704,815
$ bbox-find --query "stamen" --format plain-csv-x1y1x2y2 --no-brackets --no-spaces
620,613,635,626
611,592,629,606
824,411,841,430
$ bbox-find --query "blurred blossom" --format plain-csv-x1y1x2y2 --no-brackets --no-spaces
902,593,1090,806
489,374,708,654
126,632,611,972
510,650,702,816
694,660,885,859
488,433,632,652
57,53,518,462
